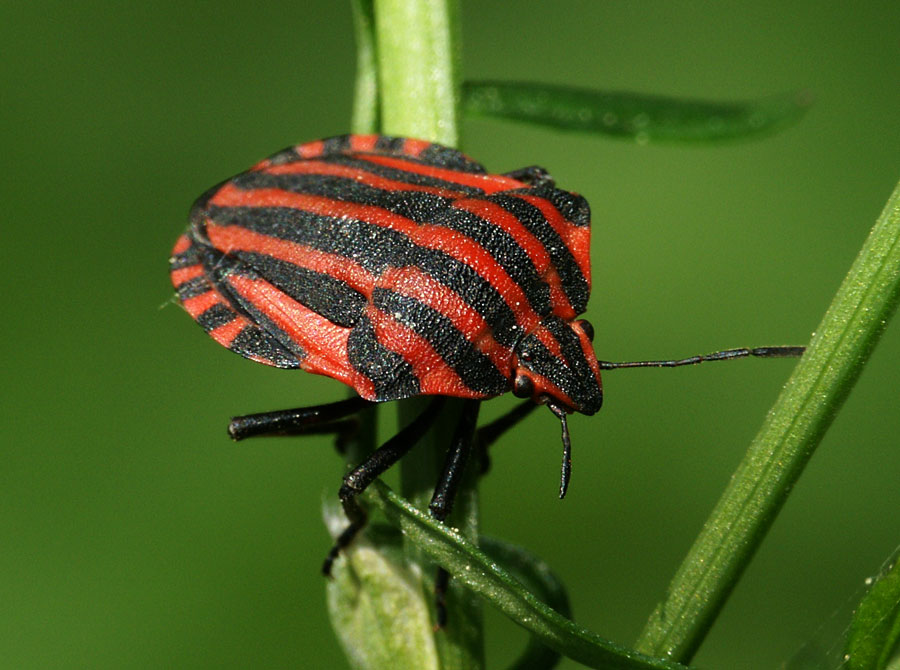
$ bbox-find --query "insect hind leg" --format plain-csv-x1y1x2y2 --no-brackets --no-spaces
228,396,373,453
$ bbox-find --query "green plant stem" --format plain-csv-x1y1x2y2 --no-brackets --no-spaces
364,480,693,670
350,0,379,134
635,178,900,661
374,0,459,146
374,0,479,667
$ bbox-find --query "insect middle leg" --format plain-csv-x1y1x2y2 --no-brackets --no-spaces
322,397,446,576
427,399,481,628
428,398,540,627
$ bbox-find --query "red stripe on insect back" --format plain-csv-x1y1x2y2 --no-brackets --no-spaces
225,275,373,396
533,326,564,360
349,135,379,153
207,317,246,349
515,193,592,287
172,234,191,255
401,138,431,157
204,223,375,296
531,374,577,413
209,185,544,329
262,160,465,198
181,290,221,320
170,264,205,286
378,266,513,375
360,155,524,194
367,304,484,399
451,198,557,279
295,139,326,159
578,332,604,389
546,278,577,321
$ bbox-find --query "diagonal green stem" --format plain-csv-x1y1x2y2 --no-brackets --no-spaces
636,178,900,661
364,480,693,670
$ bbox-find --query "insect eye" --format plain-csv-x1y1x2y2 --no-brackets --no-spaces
513,375,535,398
575,319,595,342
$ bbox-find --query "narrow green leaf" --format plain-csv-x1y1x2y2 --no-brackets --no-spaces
846,556,900,670
363,480,692,670
479,537,570,670
635,179,900,661
462,80,811,143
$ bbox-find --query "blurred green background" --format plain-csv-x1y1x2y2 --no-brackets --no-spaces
4,1,900,668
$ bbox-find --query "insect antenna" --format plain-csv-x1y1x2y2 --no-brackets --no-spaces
598,345,805,370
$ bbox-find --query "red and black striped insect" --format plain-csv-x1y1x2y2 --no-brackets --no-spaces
170,134,803,623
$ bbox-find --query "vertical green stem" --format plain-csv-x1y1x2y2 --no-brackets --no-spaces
374,0,480,668
635,178,900,661
350,0,379,135
373,0,460,146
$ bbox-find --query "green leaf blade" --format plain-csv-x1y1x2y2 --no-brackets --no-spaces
324,504,441,670
462,81,811,143
846,557,900,670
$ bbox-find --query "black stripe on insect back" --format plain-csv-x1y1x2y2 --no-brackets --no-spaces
231,251,367,328
519,333,597,412
321,135,353,155
534,186,591,227
244,159,487,197
194,238,307,364
230,173,552,315
489,193,591,314
175,275,210,301
230,325,303,369
347,314,421,400
417,143,486,173
372,288,508,396
234,171,457,218
197,303,236,332
169,238,201,271
542,316,597,385
205,206,521,346
374,135,407,152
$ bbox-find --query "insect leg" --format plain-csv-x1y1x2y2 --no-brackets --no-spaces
228,396,375,454
228,396,373,440
322,397,446,576
428,400,481,628
598,345,805,370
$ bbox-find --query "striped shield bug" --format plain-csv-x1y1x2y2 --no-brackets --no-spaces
170,134,803,623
